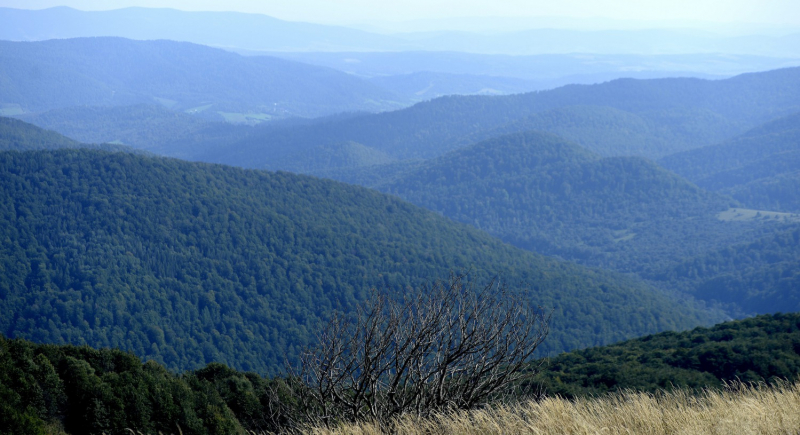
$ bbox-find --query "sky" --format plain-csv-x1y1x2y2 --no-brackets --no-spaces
1,0,799,28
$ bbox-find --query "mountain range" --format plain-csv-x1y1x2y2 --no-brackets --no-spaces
0,38,402,119
660,111,800,212
3,7,800,58
0,120,714,374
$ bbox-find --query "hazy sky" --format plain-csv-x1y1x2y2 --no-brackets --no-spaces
2,0,800,27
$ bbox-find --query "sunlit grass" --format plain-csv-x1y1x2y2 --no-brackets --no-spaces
303,380,800,435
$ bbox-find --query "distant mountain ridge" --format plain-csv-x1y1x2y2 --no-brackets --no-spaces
0,6,407,52
3,7,800,57
0,37,403,119
195,66,800,172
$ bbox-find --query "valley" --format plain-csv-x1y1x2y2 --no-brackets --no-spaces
0,4,799,434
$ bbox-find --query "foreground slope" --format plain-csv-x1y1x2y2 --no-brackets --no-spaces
376,131,778,274
0,37,401,119
0,148,710,373
3,313,799,434
533,312,800,398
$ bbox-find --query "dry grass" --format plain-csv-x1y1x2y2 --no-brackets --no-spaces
303,380,800,435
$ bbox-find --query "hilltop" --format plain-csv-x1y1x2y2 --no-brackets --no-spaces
0,146,710,374
373,131,778,275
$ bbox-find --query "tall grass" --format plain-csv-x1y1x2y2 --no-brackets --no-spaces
303,380,800,435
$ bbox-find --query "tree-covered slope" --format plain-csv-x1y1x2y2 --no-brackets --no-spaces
202,67,800,171
651,226,800,315
0,116,139,154
3,312,800,434
0,37,402,119
449,105,737,159
0,116,80,150
0,335,249,435
723,172,800,213
14,104,250,159
660,111,800,181
269,141,397,173
660,111,800,212
532,312,800,398
376,131,775,275
0,149,712,374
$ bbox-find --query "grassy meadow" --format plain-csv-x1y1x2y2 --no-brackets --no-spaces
301,381,800,435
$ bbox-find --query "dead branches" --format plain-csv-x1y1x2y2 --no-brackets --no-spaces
292,274,550,426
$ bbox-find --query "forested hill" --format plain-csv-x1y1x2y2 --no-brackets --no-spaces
660,111,800,212
0,116,137,153
0,37,402,119
445,105,737,159
0,149,712,374
0,116,79,150
660,112,800,182
14,104,249,159
375,131,774,275
533,312,800,398
200,67,800,171
652,226,800,315
2,313,799,434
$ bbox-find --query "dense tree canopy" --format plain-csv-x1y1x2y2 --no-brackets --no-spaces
0,148,709,374
532,313,800,398
3,313,799,434
375,131,784,276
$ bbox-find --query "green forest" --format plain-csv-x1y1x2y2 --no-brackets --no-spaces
659,111,800,213
3,313,799,434
376,131,785,276
0,147,708,374
532,313,800,398
1,39,800,433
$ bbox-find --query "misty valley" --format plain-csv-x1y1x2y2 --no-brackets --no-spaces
1,5,800,435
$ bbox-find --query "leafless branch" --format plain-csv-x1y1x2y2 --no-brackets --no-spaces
290,273,550,426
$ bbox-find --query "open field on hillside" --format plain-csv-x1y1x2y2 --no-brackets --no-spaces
0,103,24,116
219,111,273,124
303,381,800,435
717,207,800,223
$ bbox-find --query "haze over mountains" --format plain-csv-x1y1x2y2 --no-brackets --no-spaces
3,5,800,99
184,65,800,171
1,5,800,432
0,38,402,120
2,7,800,58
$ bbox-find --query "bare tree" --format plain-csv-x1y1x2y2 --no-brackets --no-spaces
291,274,550,426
